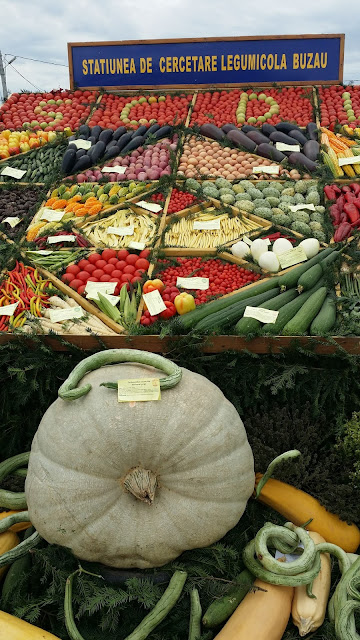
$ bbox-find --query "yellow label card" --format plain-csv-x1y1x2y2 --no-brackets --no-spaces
118,378,161,402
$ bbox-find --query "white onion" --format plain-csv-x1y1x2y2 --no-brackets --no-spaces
259,252,280,272
251,238,268,263
231,241,250,259
272,238,293,256
299,238,320,258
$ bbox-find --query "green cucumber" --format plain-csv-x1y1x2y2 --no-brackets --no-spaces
178,278,279,330
310,295,337,335
297,251,341,292
277,248,334,290
262,277,326,334
202,569,254,628
194,288,280,332
283,287,327,335
234,288,297,335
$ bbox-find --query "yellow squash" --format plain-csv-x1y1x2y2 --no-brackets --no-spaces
291,531,331,636
0,510,31,533
213,578,294,640
0,530,19,580
255,473,360,552
0,611,61,639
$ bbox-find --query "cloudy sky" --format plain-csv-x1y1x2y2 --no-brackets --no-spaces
0,0,359,96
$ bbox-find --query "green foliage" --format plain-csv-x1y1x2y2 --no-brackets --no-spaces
340,411,360,485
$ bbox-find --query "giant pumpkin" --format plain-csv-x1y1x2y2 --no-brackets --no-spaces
26,350,254,568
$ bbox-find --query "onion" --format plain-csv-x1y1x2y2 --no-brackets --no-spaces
116,173,126,181
77,173,86,183
137,172,147,181
299,238,320,258
272,238,293,256
251,238,268,263
231,241,250,259
126,173,137,180
258,252,280,272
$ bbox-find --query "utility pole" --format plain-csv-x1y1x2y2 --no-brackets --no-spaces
0,51,8,103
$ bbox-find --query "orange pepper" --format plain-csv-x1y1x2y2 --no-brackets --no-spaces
45,197,57,206
51,199,68,210
143,279,164,294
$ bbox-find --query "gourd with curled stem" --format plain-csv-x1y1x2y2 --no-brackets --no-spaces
0,511,41,569
328,555,360,639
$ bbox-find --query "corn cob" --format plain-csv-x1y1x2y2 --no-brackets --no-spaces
321,151,344,178
336,151,356,177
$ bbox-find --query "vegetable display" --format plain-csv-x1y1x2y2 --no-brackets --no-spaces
25,349,255,568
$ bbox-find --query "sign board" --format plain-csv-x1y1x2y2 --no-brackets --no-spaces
68,34,344,90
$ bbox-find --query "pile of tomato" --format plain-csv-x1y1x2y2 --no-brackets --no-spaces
61,248,150,296
156,257,261,304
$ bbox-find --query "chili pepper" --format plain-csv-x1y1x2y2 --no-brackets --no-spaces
324,185,337,200
337,195,346,211
349,183,360,196
334,222,352,242
342,186,352,193
344,203,359,223
14,260,20,273
174,292,196,315
143,279,165,294
159,301,177,319
330,204,341,225
345,192,357,204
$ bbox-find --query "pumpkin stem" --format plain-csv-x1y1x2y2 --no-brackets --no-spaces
123,467,158,505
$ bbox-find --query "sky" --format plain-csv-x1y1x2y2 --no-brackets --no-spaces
0,0,359,97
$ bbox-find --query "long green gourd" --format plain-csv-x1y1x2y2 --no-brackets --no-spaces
262,277,326,334
1,526,34,603
58,349,183,401
282,287,327,335
0,511,41,568
277,247,334,290
0,452,29,509
297,250,341,292
234,288,297,335
310,295,337,335
188,588,202,640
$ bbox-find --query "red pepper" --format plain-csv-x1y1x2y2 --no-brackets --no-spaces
349,183,360,196
159,301,177,319
332,185,342,195
353,199,360,212
324,185,337,200
334,222,352,242
337,195,345,211
340,211,348,223
342,186,352,193
345,192,357,204
330,203,341,226
344,203,359,223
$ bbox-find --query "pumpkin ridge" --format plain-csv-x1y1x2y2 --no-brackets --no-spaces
32,439,121,479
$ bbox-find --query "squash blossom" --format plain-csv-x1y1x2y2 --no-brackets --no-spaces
174,292,196,315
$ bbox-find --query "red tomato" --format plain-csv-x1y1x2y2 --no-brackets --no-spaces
108,257,118,266
95,259,107,269
103,264,115,274
66,264,80,275
61,273,74,284
117,249,129,260
102,248,117,261
77,284,86,295
77,271,90,282
135,258,150,270
88,253,102,264
134,269,145,277
92,269,104,279
125,254,138,265
123,265,135,274
84,264,96,274
116,260,127,270
77,259,89,270
69,278,83,290
121,273,132,282
86,276,98,282
131,276,142,284
100,274,112,282
111,269,123,279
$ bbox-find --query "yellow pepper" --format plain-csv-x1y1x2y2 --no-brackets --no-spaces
174,292,196,315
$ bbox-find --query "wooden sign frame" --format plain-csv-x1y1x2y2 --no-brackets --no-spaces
68,34,344,91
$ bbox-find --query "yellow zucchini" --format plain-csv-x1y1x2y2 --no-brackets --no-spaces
0,611,60,639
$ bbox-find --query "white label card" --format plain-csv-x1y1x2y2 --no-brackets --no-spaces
136,200,162,213
289,203,316,212
275,142,301,152
71,139,92,150
107,226,134,236
1,301,19,316
279,245,308,269
1,167,26,179
252,165,280,175
102,165,127,174
243,306,279,323
338,156,360,167
242,236,253,246
85,281,117,297
143,290,166,316
40,208,64,222
193,219,221,230
3,217,21,228
49,306,84,323
128,241,146,250
118,378,161,402
177,277,209,290
263,238,272,246
47,235,76,244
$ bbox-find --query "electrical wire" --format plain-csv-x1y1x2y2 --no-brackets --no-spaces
4,54,68,67
6,63,42,92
